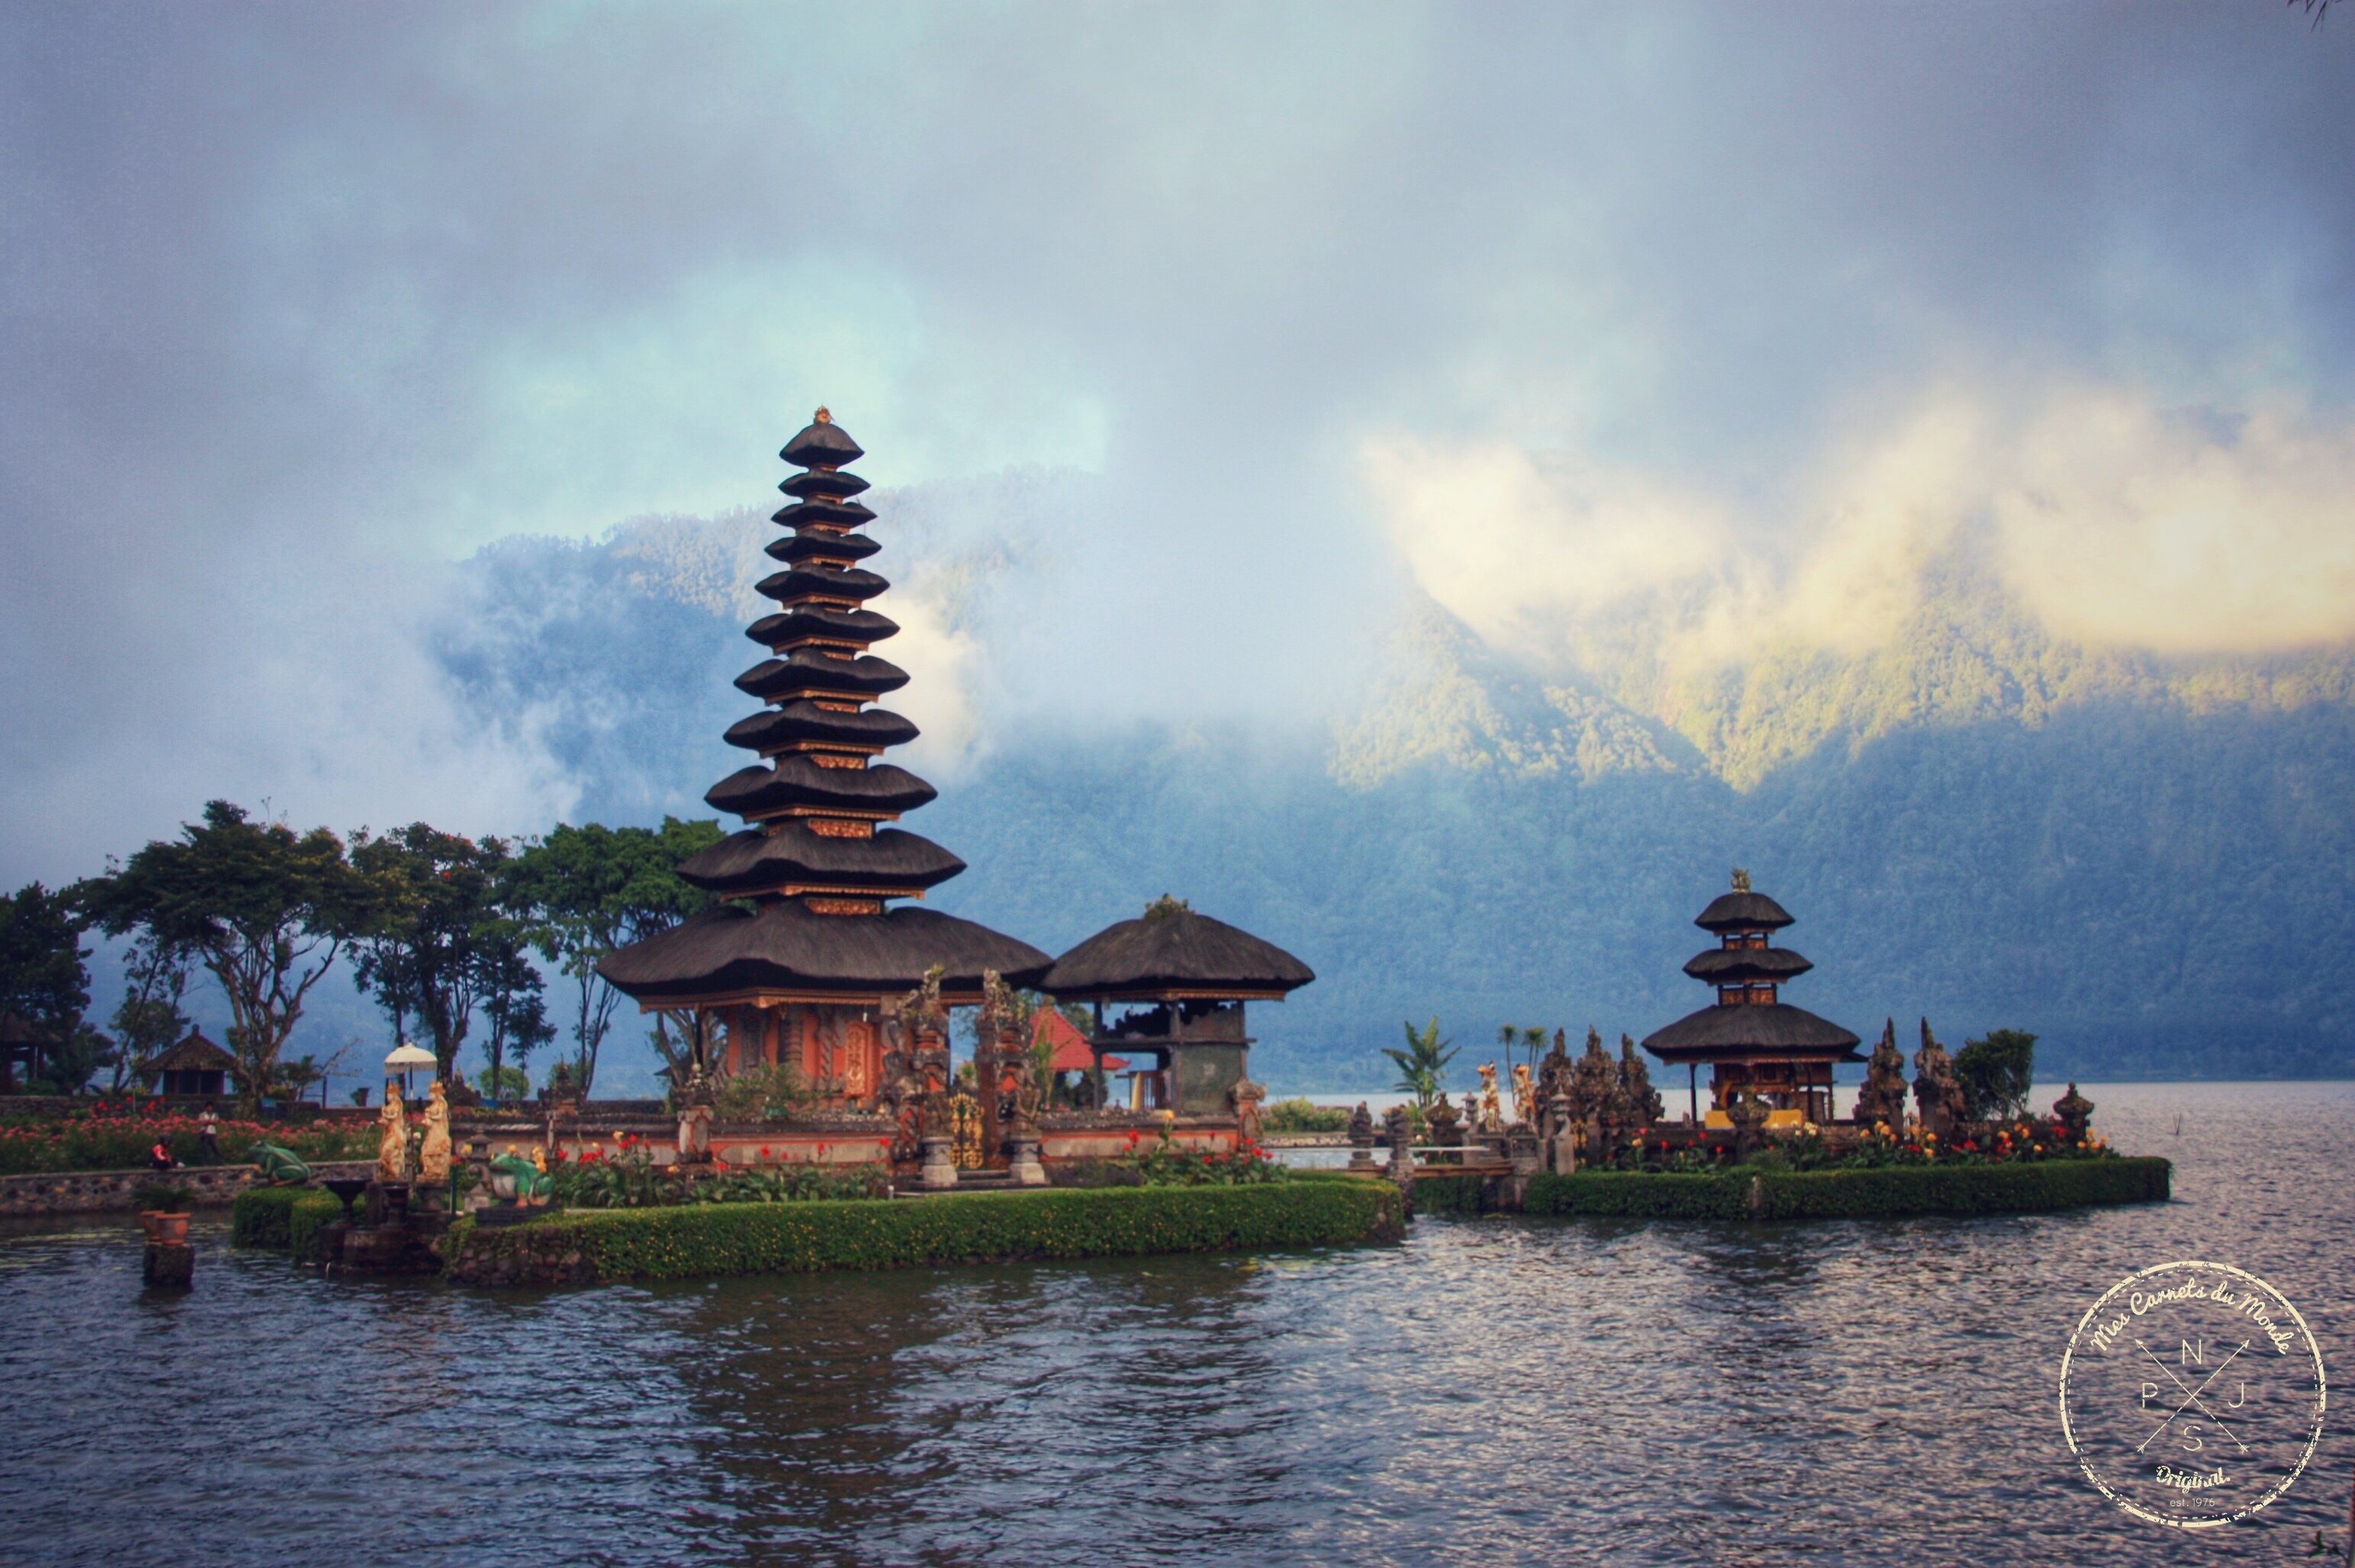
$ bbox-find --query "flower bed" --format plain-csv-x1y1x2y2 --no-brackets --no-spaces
1519,1157,2170,1221
445,1176,1405,1287
0,1102,374,1174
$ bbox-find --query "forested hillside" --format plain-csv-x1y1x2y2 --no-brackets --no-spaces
420,504,2355,1090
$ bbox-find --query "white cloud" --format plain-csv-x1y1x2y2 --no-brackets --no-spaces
1369,384,2355,676
1995,390,2355,654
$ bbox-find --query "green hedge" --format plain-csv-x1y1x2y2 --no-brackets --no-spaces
448,1177,1406,1285
1412,1174,1489,1214
286,1193,343,1258
230,1186,342,1249
1521,1158,2171,1220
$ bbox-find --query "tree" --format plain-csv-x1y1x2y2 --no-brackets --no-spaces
1955,1029,2037,1123
85,801,371,1113
475,919,554,1107
0,881,94,1090
350,824,512,1085
506,817,721,1095
1383,1017,1458,1110
107,933,193,1093
271,1053,327,1107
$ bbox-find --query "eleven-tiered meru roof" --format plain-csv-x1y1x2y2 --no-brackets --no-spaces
599,411,1049,1005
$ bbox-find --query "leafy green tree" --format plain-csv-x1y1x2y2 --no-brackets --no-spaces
271,1052,327,1107
107,933,193,1093
476,1064,531,1102
85,801,372,1113
350,824,516,1085
1955,1028,2038,1122
0,881,93,1090
474,915,553,1106
1383,1017,1458,1110
506,817,721,1095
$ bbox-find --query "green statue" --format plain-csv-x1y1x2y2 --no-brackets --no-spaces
251,1143,311,1186
489,1145,553,1205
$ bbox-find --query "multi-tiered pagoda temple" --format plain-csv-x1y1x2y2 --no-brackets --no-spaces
1640,871,1862,1126
601,411,1049,1106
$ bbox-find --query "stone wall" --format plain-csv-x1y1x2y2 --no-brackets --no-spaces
0,1160,376,1217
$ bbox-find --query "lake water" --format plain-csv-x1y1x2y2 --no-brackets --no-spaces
1,1082,2347,1566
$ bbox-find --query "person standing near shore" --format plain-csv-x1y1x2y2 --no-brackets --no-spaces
196,1105,222,1166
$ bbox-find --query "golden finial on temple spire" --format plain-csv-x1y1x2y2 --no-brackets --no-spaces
813,406,832,423
1731,868,1751,892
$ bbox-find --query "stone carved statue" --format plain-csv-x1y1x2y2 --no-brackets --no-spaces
1537,1029,1574,1149
375,1078,409,1185
1475,1063,1503,1134
1385,1104,1414,1183
1511,1063,1537,1129
1426,1093,1463,1160
893,965,953,1143
1547,1091,1577,1174
1913,1018,1968,1136
1853,1019,1909,1128
1726,1086,1770,1156
1348,1101,1374,1146
1570,1028,1615,1126
2051,1082,2095,1142
1229,1075,1266,1143
417,1080,453,1186
1616,1036,1664,1128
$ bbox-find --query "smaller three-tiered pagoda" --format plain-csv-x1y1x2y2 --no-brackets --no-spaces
1640,871,1862,1125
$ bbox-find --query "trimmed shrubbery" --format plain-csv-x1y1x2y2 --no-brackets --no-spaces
1520,1157,2170,1220
231,1185,342,1248
448,1176,1406,1285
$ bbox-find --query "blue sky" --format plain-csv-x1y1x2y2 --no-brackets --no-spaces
4,2,2353,888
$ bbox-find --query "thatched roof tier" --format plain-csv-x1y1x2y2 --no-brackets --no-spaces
771,497,878,531
747,606,899,650
757,566,889,605
1640,1004,1863,1063
769,530,882,566
1695,889,1795,933
779,468,869,500
1043,904,1314,1001
677,824,965,898
1682,946,1815,983
735,651,909,702
706,757,939,818
724,700,920,754
781,416,863,468
599,899,1049,1004
139,1030,237,1076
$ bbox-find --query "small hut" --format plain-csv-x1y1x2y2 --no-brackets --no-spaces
140,1030,236,1098
1042,898,1312,1116
1640,872,1862,1126
0,1012,39,1094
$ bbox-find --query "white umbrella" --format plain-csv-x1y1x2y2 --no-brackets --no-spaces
385,1042,436,1100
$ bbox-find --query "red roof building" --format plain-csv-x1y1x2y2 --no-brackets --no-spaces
1033,1008,1125,1074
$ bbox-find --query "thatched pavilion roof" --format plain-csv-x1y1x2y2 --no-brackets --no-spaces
1043,900,1314,1002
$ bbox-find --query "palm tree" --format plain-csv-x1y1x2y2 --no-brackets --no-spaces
1384,1018,1458,1109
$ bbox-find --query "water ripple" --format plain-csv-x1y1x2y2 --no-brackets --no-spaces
0,1083,2346,1566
